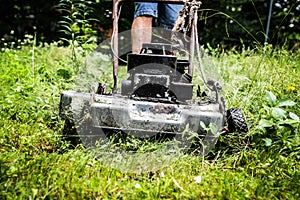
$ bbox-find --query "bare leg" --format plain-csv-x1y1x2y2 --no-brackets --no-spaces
131,16,153,54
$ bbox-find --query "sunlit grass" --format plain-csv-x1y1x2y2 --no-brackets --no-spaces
0,41,299,199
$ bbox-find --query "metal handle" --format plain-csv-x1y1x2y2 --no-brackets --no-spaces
112,0,186,92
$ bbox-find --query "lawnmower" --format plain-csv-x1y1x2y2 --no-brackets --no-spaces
59,0,248,155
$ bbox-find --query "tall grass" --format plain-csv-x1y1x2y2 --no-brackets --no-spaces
0,40,299,199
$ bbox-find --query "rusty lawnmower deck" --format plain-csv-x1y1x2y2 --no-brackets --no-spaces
59,0,248,155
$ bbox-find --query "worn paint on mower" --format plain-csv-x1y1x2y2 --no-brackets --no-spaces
59,0,248,155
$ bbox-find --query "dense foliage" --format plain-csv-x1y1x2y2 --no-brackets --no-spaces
0,37,299,198
0,0,299,198
0,0,299,48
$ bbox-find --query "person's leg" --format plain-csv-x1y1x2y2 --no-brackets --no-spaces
131,3,157,53
131,16,153,53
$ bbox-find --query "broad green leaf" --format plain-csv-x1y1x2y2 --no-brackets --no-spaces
258,119,274,129
266,91,276,106
60,25,72,32
278,119,299,126
289,112,300,121
209,123,219,135
200,121,207,130
277,99,296,107
271,107,286,120
262,138,272,147
265,91,277,106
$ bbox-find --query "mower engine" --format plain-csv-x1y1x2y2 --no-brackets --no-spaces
121,43,193,102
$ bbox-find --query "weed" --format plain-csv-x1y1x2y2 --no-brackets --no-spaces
57,0,99,59
256,91,299,156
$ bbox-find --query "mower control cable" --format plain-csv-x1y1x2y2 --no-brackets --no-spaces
172,0,220,94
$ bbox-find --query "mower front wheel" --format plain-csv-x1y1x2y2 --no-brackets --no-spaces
226,108,248,133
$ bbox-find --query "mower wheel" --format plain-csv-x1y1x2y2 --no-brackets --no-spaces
226,108,248,133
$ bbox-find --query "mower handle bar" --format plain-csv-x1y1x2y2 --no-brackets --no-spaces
112,0,196,92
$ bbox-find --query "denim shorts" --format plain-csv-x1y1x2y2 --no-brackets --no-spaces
134,3,183,30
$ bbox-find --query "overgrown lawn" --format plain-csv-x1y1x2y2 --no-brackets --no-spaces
0,43,299,199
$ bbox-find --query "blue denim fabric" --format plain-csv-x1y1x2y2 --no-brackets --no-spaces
134,3,183,30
